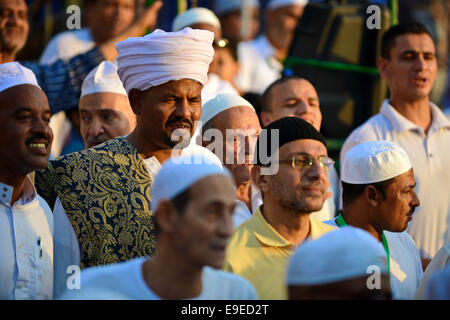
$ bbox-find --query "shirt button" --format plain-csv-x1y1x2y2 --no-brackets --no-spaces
429,153,433,158
18,282,24,289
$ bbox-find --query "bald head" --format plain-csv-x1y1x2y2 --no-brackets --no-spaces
262,76,322,131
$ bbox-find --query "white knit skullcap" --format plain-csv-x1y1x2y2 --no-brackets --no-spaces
172,7,221,32
287,226,388,286
215,0,260,16
342,140,412,184
81,61,127,99
151,151,232,211
267,0,308,10
201,93,255,125
0,62,41,93
116,28,214,93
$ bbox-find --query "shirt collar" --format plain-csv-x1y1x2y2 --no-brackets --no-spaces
380,99,450,134
251,207,293,247
0,175,36,206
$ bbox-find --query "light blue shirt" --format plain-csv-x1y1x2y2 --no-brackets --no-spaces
0,178,54,300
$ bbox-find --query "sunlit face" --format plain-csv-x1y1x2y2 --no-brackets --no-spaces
375,169,420,233
209,47,239,83
378,33,437,103
87,0,135,42
205,106,261,186
219,7,260,42
0,0,29,57
266,4,304,50
170,175,236,269
130,79,202,149
0,84,53,176
262,79,322,130
79,92,136,149
261,139,329,213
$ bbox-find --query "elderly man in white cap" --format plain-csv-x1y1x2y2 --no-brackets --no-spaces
287,226,392,299
60,153,258,300
35,28,217,274
0,62,54,299
200,93,261,228
214,0,260,42
326,140,423,299
171,7,238,104
79,61,136,149
235,0,308,94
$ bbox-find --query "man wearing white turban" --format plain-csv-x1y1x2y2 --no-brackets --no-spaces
60,154,258,300
326,140,423,299
35,28,217,286
0,62,54,299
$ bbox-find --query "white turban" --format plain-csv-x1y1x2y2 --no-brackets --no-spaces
172,7,221,32
81,61,127,99
267,0,308,10
201,93,255,125
0,62,41,93
287,226,388,286
215,0,260,16
342,140,412,184
116,28,214,93
151,151,232,211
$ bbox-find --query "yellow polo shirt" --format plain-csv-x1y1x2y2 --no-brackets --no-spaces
224,207,336,300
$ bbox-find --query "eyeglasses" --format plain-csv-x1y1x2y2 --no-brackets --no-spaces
277,154,335,170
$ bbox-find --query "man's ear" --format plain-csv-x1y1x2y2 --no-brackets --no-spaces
128,88,142,116
377,57,390,81
259,111,273,127
252,165,270,193
154,199,177,234
363,185,382,208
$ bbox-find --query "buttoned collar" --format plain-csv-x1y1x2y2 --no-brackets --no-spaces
380,99,450,134
0,176,36,206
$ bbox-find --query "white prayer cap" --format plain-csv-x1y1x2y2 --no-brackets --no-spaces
116,28,214,93
201,93,255,125
81,61,127,99
287,226,388,286
172,7,221,32
0,62,41,93
215,0,260,16
267,0,308,10
151,151,232,211
341,140,412,184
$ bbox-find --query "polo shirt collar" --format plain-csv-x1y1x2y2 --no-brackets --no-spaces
381,99,450,134
251,207,293,247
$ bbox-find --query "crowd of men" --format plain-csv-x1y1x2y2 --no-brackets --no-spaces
0,0,449,300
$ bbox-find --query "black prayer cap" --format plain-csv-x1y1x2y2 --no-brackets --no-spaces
254,117,327,166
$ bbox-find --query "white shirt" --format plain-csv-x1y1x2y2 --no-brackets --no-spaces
0,178,54,300
235,35,282,94
326,218,423,300
59,257,258,300
340,99,450,259
39,28,95,64
414,243,450,300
